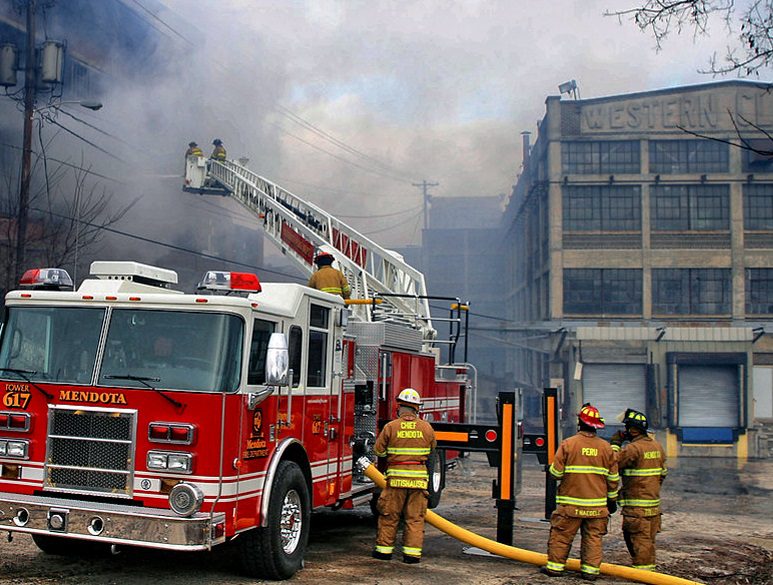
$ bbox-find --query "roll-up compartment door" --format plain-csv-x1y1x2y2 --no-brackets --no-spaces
583,364,647,423
677,365,739,427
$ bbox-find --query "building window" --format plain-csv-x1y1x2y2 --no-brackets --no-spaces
746,268,773,314
562,141,641,174
564,269,642,315
649,140,729,173
563,185,641,231
744,184,773,230
650,184,729,231
742,139,773,172
652,269,731,315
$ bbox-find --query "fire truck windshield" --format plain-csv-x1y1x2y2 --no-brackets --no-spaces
98,309,243,392
0,307,104,384
0,307,244,393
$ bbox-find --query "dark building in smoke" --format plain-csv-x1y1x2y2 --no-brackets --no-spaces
504,80,773,458
399,195,508,422
0,1,265,295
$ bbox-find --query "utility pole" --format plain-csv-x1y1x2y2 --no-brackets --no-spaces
412,179,438,231
15,0,37,282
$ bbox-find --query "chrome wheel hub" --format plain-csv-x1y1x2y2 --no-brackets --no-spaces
280,489,302,554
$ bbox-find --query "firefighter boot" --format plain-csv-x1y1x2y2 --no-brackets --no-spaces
372,550,392,561
402,555,420,564
580,573,597,582
540,567,564,578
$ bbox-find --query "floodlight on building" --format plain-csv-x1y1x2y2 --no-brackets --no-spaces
558,79,579,99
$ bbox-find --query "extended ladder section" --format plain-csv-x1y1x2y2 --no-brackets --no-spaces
206,159,436,342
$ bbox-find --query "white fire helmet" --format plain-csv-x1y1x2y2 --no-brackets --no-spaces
396,388,422,408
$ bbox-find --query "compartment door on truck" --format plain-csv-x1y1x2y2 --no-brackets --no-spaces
306,302,338,505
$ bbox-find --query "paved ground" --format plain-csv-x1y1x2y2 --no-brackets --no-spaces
0,454,771,584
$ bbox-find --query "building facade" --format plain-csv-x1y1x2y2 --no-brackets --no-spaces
504,80,773,457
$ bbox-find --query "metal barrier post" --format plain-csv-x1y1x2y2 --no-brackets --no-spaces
494,391,516,545
543,387,559,519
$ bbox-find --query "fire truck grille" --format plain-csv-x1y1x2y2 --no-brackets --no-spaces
45,407,136,497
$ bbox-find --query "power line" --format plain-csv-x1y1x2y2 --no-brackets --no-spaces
30,205,306,282
42,117,125,163
132,2,416,184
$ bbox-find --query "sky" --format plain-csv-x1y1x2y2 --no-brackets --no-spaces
102,0,766,249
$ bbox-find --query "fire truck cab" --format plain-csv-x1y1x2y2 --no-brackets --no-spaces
0,261,467,579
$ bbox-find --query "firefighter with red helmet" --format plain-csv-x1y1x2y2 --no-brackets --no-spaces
372,388,436,564
610,408,667,571
307,251,351,299
542,404,619,581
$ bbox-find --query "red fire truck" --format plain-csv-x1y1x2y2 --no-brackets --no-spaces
0,159,471,580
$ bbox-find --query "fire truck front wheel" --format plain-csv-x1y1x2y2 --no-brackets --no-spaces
239,461,311,580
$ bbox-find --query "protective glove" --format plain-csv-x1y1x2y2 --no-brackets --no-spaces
609,430,626,447
607,499,617,515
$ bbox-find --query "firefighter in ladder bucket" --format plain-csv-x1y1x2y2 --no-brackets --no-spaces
610,408,668,571
372,388,436,564
543,404,619,581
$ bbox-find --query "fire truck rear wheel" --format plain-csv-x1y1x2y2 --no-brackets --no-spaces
31,534,106,557
427,449,446,509
239,460,310,580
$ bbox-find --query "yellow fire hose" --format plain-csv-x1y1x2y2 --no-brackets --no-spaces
358,458,703,585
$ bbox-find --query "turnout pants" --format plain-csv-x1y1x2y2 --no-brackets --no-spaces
622,507,661,570
374,485,429,558
546,507,608,577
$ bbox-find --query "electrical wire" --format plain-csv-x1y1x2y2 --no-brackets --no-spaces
29,205,306,282
129,1,416,185
41,117,125,164
54,107,134,147
0,141,125,183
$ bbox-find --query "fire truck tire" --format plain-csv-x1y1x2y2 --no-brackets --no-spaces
239,460,310,580
31,534,105,557
427,449,446,509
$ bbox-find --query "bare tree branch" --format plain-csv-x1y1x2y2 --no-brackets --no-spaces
607,0,773,76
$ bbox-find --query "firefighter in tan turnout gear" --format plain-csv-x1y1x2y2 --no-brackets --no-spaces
372,388,436,564
610,408,668,571
307,252,351,299
543,404,619,581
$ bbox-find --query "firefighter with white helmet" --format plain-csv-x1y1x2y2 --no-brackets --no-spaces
610,408,667,571
372,387,436,564
542,403,619,581
307,251,351,299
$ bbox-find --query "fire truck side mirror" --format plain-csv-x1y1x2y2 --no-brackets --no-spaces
265,332,289,386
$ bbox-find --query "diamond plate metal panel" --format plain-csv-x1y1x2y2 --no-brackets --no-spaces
347,321,423,352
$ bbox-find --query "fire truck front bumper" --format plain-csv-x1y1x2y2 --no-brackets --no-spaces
0,493,227,551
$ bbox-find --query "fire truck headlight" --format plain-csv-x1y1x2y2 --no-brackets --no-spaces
0,441,6,457
169,482,204,517
147,451,169,470
4,440,28,459
167,453,193,473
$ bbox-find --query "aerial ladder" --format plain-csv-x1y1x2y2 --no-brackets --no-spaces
184,156,438,346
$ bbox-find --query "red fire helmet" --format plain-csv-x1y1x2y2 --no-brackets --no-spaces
578,404,605,429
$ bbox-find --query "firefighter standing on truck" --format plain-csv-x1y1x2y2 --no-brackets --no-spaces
610,408,667,571
372,388,436,564
542,404,619,581
307,252,351,299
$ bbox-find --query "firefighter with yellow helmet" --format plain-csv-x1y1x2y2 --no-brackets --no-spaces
372,388,436,564
542,404,619,581
610,408,667,571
